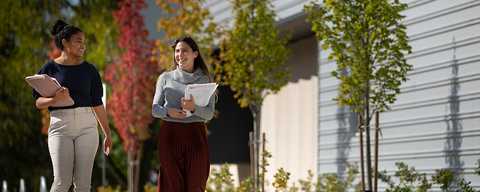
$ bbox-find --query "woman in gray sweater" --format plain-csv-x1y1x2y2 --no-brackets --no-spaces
152,36,215,192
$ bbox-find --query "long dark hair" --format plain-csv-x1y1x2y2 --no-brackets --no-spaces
171,36,211,82
51,19,82,50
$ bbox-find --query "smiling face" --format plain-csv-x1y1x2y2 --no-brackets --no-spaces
62,32,86,58
175,41,198,72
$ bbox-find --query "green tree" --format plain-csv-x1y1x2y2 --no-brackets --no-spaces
0,2,63,190
305,0,412,191
215,0,289,189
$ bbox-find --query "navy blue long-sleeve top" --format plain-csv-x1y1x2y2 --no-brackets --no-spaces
33,60,103,111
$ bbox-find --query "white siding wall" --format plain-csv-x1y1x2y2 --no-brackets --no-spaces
261,36,318,184
318,0,480,190
205,0,310,26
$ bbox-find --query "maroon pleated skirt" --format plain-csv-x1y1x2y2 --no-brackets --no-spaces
157,121,210,192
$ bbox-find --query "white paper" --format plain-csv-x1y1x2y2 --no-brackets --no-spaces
183,83,218,117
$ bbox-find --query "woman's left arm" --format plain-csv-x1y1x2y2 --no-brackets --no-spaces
91,65,112,155
191,94,216,120
93,105,112,155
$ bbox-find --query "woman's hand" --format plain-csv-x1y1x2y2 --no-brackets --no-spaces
53,87,70,102
181,95,195,112
167,108,187,119
103,134,112,156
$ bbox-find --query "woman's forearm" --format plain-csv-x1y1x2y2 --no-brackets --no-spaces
152,74,167,118
35,97,56,109
193,105,214,120
93,105,111,137
152,104,168,118
193,95,216,120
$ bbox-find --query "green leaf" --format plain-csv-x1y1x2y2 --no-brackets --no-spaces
304,0,412,113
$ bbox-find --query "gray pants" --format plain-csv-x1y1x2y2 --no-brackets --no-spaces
48,107,99,192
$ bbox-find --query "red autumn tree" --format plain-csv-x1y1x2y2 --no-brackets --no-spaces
105,0,158,191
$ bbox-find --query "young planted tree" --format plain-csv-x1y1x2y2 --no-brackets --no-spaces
216,0,289,190
154,0,218,70
305,0,412,191
105,0,157,191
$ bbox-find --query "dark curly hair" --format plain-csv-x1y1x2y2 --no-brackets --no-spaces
51,19,82,50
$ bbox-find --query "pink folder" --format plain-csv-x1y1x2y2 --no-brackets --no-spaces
25,74,74,107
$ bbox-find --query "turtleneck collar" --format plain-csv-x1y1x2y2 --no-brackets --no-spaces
173,67,204,84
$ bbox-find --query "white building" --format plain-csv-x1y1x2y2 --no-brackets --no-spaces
204,0,480,190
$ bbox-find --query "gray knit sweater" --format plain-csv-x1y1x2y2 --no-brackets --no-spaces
152,68,215,123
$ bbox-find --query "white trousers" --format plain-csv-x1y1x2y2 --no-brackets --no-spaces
48,107,98,192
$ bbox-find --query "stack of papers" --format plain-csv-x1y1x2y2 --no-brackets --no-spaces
184,83,218,117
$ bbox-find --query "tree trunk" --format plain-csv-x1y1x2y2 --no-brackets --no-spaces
127,151,134,192
374,111,380,192
358,114,366,191
261,132,266,192
365,86,373,191
249,104,262,191
127,143,143,192
249,132,255,186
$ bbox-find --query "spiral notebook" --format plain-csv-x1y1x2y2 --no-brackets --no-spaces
25,74,74,107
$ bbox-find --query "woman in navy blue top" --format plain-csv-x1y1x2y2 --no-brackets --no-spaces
34,60,104,110
33,20,112,192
